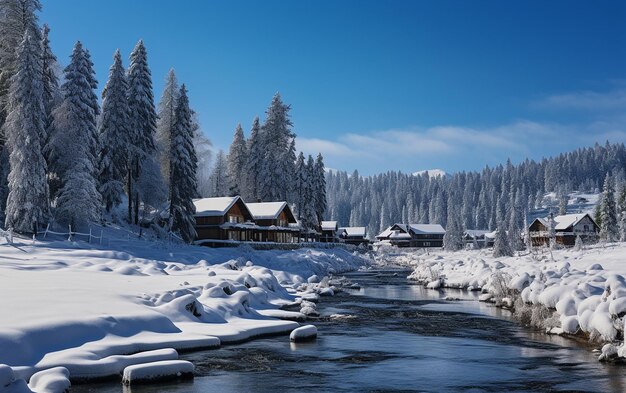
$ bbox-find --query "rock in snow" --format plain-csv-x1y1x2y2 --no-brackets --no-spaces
290,325,318,342
122,360,194,385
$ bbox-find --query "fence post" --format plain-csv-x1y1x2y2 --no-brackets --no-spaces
43,223,50,239
68,225,72,241
88,227,92,243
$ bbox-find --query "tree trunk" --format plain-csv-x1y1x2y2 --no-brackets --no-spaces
127,166,132,223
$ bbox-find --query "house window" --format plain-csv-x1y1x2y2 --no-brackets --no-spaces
228,215,240,224
584,225,590,232
424,242,430,247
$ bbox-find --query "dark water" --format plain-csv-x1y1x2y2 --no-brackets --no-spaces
73,269,626,393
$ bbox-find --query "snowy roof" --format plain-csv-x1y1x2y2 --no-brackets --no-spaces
246,202,289,220
376,227,395,239
389,232,411,239
554,214,593,230
464,229,490,238
339,227,367,238
194,197,241,217
321,221,338,231
408,224,446,235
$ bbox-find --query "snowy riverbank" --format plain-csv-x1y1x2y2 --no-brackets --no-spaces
0,233,369,392
377,243,626,362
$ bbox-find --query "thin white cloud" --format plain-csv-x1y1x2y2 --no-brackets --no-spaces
534,86,626,112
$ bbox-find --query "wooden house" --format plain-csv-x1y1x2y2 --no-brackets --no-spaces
193,196,255,245
245,202,300,243
320,221,339,242
528,213,599,247
337,227,369,246
463,230,493,248
376,223,445,248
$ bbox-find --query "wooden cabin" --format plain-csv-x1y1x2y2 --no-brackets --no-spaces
463,229,493,248
193,196,255,245
528,213,599,247
245,202,300,243
320,221,339,242
337,227,369,246
376,223,445,248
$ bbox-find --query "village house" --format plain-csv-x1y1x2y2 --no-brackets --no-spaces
193,196,256,245
463,229,495,248
337,226,369,246
245,202,300,243
320,221,339,242
376,223,446,248
528,213,599,247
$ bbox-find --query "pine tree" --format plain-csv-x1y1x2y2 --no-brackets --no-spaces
156,69,178,187
618,184,626,241
209,150,229,197
169,85,197,242
3,33,48,232
300,155,318,230
294,152,307,220
313,153,327,222
50,41,101,228
600,173,618,242
244,117,262,201
0,0,42,219
493,222,513,257
259,92,294,201
40,24,59,148
443,205,464,251
227,124,247,196
127,39,158,224
98,49,129,213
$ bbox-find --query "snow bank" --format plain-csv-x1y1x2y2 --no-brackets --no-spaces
290,325,318,342
0,230,369,382
122,360,194,385
391,243,626,361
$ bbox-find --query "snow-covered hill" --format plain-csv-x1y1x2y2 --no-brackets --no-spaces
411,169,449,178
528,191,601,222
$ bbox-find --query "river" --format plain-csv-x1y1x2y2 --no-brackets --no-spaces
72,268,626,393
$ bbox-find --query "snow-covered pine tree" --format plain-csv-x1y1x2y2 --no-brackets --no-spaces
227,124,247,197
294,151,307,220
300,154,319,231
313,153,327,222
259,92,294,201
282,138,297,201
618,184,626,241
208,150,229,197
244,116,262,201
443,205,464,251
3,33,48,233
98,49,129,213
51,41,101,228
600,173,618,242
194,121,213,197
127,39,158,224
40,24,59,148
169,84,197,242
574,234,583,251
0,0,43,220
493,221,513,257
156,69,178,187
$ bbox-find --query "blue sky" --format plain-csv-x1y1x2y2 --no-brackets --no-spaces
41,0,626,175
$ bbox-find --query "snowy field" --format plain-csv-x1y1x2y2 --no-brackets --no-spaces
0,229,369,392
377,243,626,362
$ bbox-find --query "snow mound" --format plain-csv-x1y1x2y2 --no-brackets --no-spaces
122,360,194,385
290,325,317,342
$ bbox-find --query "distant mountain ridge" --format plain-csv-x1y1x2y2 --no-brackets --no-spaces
412,169,449,178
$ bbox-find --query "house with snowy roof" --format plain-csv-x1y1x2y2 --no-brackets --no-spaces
245,202,299,243
337,226,369,246
320,221,339,242
463,229,494,248
528,213,599,247
376,223,445,248
193,196,256,245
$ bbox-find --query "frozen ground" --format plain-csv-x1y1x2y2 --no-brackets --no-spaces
377,242,626,362
0,226,369,392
